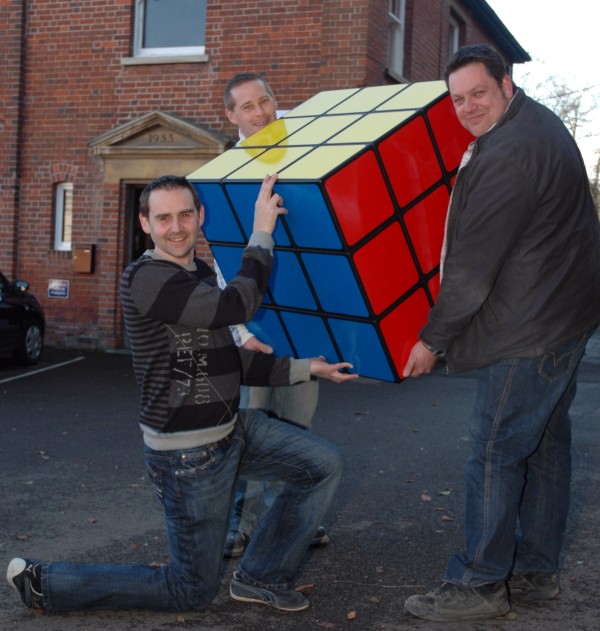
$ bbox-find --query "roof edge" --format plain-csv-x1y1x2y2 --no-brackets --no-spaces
461,0,531,64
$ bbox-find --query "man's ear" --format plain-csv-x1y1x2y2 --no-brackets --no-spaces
225,108,237,126
139,213,151,235
502,74,514,99
198,204,205,227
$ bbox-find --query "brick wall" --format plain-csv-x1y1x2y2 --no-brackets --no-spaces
3,0,516,350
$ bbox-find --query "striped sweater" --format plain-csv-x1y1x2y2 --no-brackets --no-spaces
120,232,309,438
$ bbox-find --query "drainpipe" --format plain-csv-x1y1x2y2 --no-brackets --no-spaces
12,0,28,277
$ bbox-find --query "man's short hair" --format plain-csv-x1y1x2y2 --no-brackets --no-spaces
444,44,509,87
224,72,275,110
139,175,201,218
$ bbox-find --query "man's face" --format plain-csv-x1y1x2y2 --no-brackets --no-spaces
448,62,514,137
225,79,278,139
139,187,203,265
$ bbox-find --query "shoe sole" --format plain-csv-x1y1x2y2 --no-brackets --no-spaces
405,598,510,622
229,583,309,612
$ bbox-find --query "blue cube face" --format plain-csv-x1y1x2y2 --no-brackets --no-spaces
190,82,473,382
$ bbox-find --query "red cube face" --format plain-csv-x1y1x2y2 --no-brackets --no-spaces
190,82,473,382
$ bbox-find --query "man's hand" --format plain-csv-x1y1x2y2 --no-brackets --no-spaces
309,357,359,383
242,335,274,354
402,340,438,378
253,173,288,234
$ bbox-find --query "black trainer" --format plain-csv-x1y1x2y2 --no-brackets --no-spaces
223,530,248,559
229,571,309,611
404,581,510,621
509,572,560,601
310,526,330,547
7,558,44,609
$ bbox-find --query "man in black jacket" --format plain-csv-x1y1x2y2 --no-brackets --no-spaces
403,44,600,622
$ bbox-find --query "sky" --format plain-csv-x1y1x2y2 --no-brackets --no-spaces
487,0,599,175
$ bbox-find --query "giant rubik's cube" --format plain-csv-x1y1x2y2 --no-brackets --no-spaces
188,81,473,382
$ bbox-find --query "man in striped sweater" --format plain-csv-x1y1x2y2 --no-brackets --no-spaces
7,174,357,615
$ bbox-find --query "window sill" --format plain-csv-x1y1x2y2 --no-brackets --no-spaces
121,54,209,66
385,68,408,83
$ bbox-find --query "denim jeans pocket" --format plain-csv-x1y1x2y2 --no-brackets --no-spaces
538,334,586,382
174,448,215,478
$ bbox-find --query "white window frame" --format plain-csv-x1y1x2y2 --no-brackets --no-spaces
448,14,461,57
388,0,406,81
54,182,73,252
133,0,206,58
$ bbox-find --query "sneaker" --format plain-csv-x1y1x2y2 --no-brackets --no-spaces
223,531,247,559
7,558,44,609
404,581,510,622
310,526,330,547
229,571,309,611
509,572,559,601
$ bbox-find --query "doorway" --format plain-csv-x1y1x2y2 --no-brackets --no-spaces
126,183,154,264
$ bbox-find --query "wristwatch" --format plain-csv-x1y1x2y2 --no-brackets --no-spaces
420,339,446,358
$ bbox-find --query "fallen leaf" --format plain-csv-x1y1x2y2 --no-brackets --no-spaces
176,614,187,624
375,566,385,574
131,543,141,550
496,611,518,620
438,490,452,496
346,610,357,620
16,533,30,541
87,517,97,524
421,494,432,502
369,596,381,604
150,560,167,567
316,622,336,629
296,583,315,594
441,515,454,522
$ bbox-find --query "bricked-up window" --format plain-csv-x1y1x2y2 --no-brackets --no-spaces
134,0,206,57
388,0,406,81
54,182,73,251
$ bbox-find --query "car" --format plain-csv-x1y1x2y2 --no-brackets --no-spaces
0,271,45,365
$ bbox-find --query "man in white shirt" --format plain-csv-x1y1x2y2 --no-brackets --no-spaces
220,72,326,557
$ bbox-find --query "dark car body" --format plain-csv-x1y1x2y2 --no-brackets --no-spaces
0,272,45,365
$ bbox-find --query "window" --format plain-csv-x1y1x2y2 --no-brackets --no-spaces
134,0,207,58
54,182,73,251
388,0,406,81
448,11,464,57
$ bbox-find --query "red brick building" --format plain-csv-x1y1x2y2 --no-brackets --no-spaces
0,0,528,351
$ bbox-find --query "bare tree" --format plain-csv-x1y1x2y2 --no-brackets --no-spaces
519,73,597,141
591,150,600,215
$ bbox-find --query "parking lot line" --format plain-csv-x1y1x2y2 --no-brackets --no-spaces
0,356,85,384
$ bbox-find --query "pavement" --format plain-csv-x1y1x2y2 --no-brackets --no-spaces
0,331,599,631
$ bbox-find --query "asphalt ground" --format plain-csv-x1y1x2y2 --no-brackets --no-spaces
1,331,599,631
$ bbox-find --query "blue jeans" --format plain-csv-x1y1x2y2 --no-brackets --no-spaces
40,407,342,611
445,329,595,586
230,379,319,536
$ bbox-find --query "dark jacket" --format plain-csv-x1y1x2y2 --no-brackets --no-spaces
421,88,600,372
